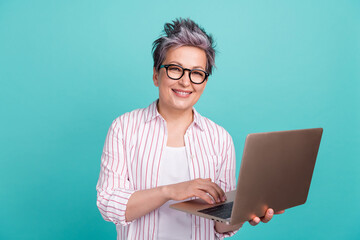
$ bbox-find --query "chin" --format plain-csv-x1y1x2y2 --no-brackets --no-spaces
173,99,196,109
172,103,192,111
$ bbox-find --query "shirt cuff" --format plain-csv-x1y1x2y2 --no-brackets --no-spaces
97,188,136,226
214,225,238,239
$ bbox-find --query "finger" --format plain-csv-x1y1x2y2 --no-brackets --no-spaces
249,217,260,226
197,180,223,203
209,182,226,201
198,185,221,203
200,178,225,196
261,208,274,223
194,190,216,204
202,179,226,202
195,179,226,203
275,210,285,214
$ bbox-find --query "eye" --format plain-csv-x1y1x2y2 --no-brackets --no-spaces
192,70,205,77
168,65,182,72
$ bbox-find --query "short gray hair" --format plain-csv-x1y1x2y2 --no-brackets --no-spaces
152,18,216,75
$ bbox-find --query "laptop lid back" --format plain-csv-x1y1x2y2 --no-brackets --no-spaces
230,128,323,224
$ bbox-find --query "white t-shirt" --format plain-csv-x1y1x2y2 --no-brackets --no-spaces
157,146,192,240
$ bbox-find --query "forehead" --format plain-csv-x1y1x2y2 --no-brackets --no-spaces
164,46,207,69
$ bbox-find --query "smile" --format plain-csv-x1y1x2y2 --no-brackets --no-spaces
172,89,192,96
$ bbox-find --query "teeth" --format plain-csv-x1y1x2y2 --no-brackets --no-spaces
174,90,191,95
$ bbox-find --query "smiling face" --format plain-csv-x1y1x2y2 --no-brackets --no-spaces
153,46,208,115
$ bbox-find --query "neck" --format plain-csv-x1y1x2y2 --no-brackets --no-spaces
157,100,193,127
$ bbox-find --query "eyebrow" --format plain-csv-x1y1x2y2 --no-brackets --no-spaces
168,61,206,70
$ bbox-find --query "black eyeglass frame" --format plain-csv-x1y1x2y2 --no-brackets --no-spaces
159,64,209,84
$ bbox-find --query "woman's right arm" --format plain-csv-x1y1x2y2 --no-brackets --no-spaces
96,119,135,226
126,178,226,222
97,119,225,225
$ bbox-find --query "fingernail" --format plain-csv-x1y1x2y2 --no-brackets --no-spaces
222,196,226,201
269,209,273,214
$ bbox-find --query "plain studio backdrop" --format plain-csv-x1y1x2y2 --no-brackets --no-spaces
0,0,359,239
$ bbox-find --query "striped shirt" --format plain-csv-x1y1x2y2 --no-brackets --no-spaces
96,100,237,240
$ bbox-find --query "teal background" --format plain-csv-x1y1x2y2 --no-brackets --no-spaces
1,0,359,239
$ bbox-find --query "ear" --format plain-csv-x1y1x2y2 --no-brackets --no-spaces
153,67,159,87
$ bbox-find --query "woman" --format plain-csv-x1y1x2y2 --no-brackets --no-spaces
96,18,282,240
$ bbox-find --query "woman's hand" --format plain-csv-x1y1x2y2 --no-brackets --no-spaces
215,208,285,233
126,178,225,222
164,178,226,204
248,208,285,226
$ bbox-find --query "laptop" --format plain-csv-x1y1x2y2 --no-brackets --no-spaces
170,128,323,225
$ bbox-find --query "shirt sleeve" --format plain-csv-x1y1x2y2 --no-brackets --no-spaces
96,118,135,226
214,130,238,239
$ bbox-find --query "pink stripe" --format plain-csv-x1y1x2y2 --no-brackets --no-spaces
115,120,121,171
98,196,126,206
111,120,118,188
135,111,149,239
139,113,152,190
133,108,140,135
216,124,221,155
102,125,110,189
119,225,122,239
204,119,217,155
201,129,215,182
138,125,153,239
103,190,130,200
147,118,159,239
113,119,122,188
153,123,165,239
155,123,166,187
98,206,125,219
224,135,229,191
195,129,207,178
121,139,127,189
134,219,140,240
120,117,128,185
206,120,216,149
204,217,207,240
193,132,201,179
125,112,131,142
187,133,196,180
152,120,162,187
106,121,118,189
220,129,226,157
135,116,146,189
145,118,157,189
194,216,197,240
122,115,130,189
97,200,125,212
197,216,201,240
203,120,217,179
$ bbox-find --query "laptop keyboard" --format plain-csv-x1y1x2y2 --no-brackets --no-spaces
198,202,233,219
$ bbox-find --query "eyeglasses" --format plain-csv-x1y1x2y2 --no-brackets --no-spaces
159,64,209,84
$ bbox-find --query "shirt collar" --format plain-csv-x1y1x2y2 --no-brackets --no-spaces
144,99,205,131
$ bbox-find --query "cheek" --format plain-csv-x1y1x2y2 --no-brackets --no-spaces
194,85,206,95
158,73,168,86
159,78,176,90
158,78,173,95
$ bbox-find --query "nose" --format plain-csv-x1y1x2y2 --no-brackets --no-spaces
179,70,191,87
